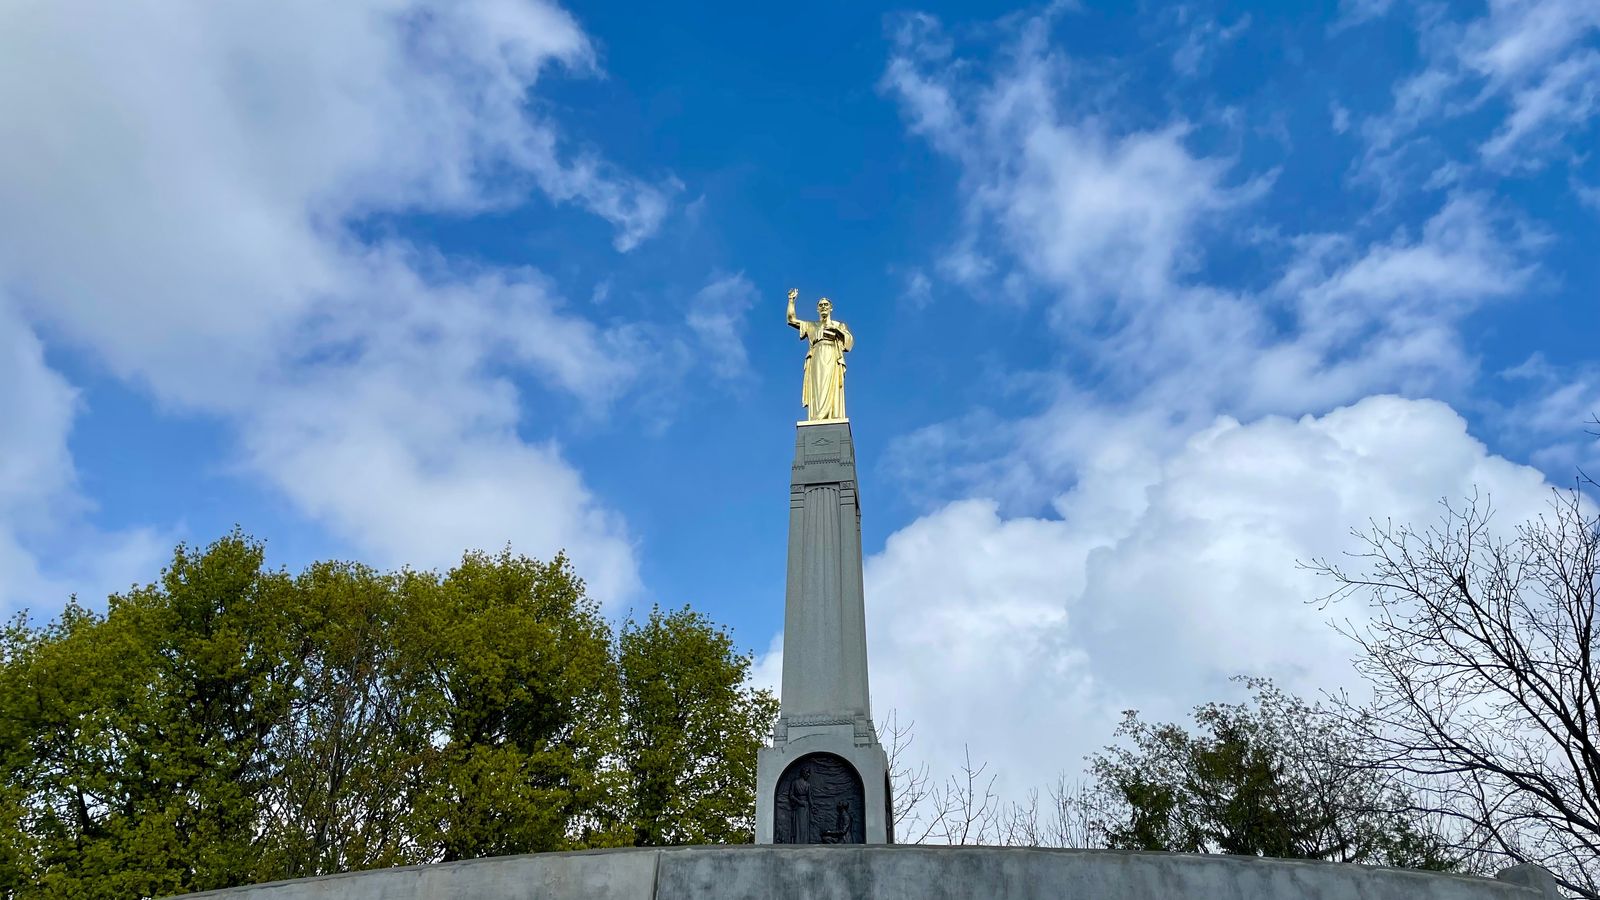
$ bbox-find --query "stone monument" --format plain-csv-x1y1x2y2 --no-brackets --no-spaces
170,301,1573,899
755,289,892,845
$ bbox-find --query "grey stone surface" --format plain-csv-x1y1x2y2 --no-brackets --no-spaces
758,421,890,844
1496,863,1564,899
777,421,870,720
176,847,659,900
171,846,1568,900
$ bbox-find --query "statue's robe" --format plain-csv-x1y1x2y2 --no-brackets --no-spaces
796,319,852,420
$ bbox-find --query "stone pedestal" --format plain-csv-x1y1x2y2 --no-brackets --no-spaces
173,846,1574,900
756,420,892,845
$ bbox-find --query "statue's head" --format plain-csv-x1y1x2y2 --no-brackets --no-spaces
817,298,832,320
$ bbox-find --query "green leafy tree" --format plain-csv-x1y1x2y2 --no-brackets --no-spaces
1088,677,1467,869
258,560,414,878
398,550,620,860
0,532,304,897
0,533,777,898
616,607,778,845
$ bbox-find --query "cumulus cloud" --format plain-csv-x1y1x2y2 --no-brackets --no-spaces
861,396,1555,801
0,0,688,608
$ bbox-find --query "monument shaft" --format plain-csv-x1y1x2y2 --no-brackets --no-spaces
756,420,891,845
781,424,870,718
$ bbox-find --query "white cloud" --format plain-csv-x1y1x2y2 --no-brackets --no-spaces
1244,193,1538,415
0,299,168,613
749,631,785,697
1331,101,1352,134
858,396,1555,804
1171,15,1251,78
1460,0,1600,85
687,274,759,383
1480,49,1600,168
1499,354,1600,472
1332,0,1395,31
901,269,934,309
0,0,687,608
884,13,1536,431
1576,179,1600,212
883,14,1265,321
0,305,77,524
1356,0,1600,182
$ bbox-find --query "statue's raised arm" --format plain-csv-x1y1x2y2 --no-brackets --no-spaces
786,287,802,329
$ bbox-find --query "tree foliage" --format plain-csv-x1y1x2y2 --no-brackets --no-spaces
0,531,775,898
616,607,778,845
1086,677,1470,869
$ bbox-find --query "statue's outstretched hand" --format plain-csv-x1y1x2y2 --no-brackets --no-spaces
788,288,799,302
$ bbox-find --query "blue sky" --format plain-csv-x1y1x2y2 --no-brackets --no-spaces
2,0,1597,805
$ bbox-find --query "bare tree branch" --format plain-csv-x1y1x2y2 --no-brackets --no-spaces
1307,488,1600,899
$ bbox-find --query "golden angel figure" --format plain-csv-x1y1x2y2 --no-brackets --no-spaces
786,287,853,421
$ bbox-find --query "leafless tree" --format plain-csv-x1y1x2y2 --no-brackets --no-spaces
1308,486,1600,899
998,776,1110,848
1000,786,1045,846
921,746,1003,845
878,707,1125,849
880,709,932,838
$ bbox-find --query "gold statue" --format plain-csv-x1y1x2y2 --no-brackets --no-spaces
787,287,853,421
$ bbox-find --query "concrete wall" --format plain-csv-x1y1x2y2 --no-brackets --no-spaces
174,845,1566,900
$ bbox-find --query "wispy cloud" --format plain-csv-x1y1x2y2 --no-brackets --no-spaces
1355,0,1600,186
1171,13,1251,78
883,11,1536,430
686,274,760,383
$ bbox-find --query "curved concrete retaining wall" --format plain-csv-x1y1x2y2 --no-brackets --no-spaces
176,845,1564,900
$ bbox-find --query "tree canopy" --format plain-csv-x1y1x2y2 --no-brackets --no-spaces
0,531,776,899
1086,677,1469,870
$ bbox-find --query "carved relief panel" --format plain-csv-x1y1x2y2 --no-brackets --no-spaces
773,752,865,845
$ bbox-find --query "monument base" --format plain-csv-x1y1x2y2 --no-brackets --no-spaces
173,846,1567,900
756,718,891,844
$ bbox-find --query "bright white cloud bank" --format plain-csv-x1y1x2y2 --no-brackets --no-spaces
861,396,1553,797
0,0,684,607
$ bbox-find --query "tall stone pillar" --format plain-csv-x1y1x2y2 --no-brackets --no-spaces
756,420,892,845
